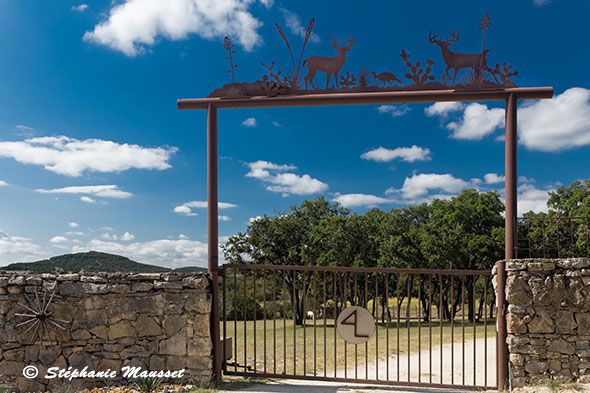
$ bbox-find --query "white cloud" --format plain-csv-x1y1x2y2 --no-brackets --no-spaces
280,9,320,43
0,231,47,265
37,185,132,199
387,173,470,199
173,200,237,216
83,0,265,57
361,145,431,163
242,117,257,127
533,0,550,6
218,215,231,221
519,88,590,151
50,236,68,244
272,121,282,127
424,101,464,117
518,184,552,214
81,196,97,203
446,103,505,140
121,232,135,241
484,173,505,184
0,135,176,176
15,125,34,132
173,205,196,216
71,237,218,268
246,160,327,196
178,234,189,239
333,193,392,208
0,180,7,186
377,105,411,117
68,222,79,228
72,4,88,12
66,231,85,236
519,176,535,184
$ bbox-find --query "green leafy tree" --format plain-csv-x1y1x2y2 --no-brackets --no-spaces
222,197,348,324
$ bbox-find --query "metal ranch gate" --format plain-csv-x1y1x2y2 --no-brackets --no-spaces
177,14,554,390
221,264,495,390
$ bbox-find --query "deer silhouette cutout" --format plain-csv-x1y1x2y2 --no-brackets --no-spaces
303,35,355,90
429,31,490,86
371,72,403,87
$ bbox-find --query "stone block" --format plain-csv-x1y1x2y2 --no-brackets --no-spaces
548,339,575,355
108,321,135,340
507,313,527,334
576,313,590,335
525,360,549,374
557,258,590,269
506,276,532,306
137,314,162,337
159,332,186,356
528,309,554,333
164,315,185,337
555,311,577,334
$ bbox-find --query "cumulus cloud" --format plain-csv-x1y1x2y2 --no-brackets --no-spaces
0,231,47,265
121,232,135,241
246,160,327,197
71,237,220,268
426,88,590,151
377,105,411,117
387,173,470,199
446,103,505,140
242,117,257,127
68,222,79,228
36,185,132,199
280,9,320,43
50,236,68,244
81,196,97,203
518,184,552,214
0,135,176,176
83,0,266,57
519,88,590,151
72,4,88,12
424,101,464,117
333,193,392,208
218,215,231,222
361,145,431,163
173,200,237,216
484,173,505,184
0,180,6,186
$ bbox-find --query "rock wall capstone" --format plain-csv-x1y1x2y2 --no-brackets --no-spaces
495,258,590,388
0,272,212,392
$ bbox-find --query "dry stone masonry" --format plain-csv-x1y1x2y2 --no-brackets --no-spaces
0,272,213,392
496,258,590,388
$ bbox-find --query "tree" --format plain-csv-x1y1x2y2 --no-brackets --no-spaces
222,196,348,324
418,189,504,321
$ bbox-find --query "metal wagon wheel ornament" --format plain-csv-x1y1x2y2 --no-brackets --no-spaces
15,290,69,344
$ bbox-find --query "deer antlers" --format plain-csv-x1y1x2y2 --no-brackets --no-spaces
429,31,459,44
331,35,355,50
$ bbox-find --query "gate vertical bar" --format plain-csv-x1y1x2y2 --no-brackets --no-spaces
207,103,222,382
498,92,517,390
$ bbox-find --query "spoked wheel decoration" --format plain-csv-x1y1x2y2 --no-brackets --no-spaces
15,290,69,344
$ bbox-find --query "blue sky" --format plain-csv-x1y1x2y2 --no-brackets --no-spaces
1,0,589,268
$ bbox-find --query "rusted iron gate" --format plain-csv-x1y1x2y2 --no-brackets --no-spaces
221,264,495,390
516,216,590,258
177,87,554,390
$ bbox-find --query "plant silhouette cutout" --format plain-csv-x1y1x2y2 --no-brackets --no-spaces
208,14,520,98
340,309,369,338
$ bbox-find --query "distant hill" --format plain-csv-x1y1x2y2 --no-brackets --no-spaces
0,251,207,274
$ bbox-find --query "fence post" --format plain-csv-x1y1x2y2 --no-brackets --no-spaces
498,93,517,390
207,103,222,382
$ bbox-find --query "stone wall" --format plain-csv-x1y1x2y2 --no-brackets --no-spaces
0,272,212,392
498,258,590,388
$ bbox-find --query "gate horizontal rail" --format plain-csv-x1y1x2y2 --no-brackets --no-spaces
221,264,496,390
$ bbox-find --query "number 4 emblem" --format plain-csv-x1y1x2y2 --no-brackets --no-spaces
340,309,369,338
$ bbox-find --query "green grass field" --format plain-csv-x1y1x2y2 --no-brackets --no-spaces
222,316,496,376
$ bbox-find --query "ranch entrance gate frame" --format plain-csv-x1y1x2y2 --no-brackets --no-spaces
177,16,553,390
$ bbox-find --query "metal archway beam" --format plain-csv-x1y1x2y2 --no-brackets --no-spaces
178,87,553,110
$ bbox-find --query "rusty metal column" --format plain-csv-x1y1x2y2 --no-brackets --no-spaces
498,93,517,390
207,103,222,382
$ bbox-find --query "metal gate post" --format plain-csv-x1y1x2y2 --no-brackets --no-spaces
498,93,517,390
207,103,222,382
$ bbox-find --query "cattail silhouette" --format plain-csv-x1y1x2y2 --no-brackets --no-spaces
275,23,296,76
296,18,315,75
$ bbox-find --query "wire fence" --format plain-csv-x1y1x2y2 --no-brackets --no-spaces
516,216,590,258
